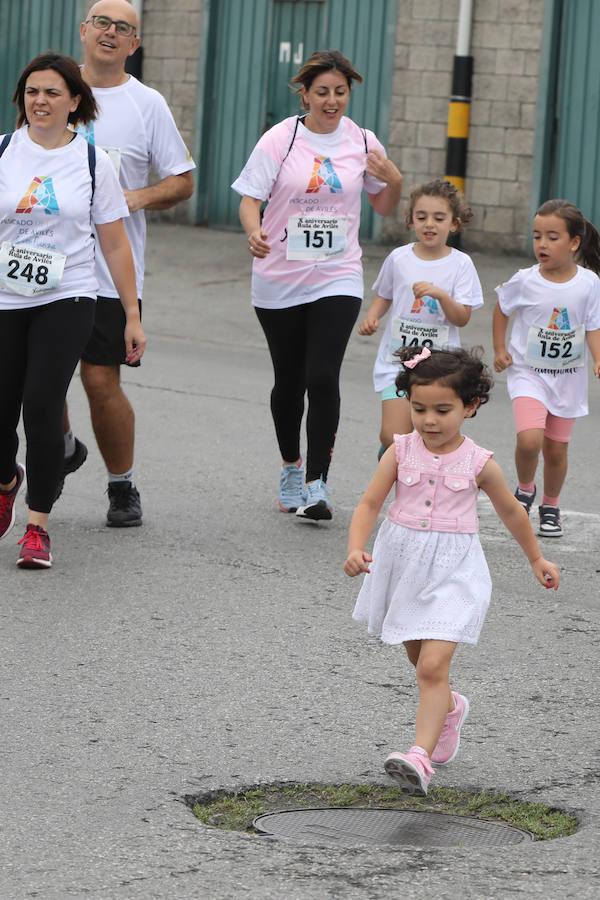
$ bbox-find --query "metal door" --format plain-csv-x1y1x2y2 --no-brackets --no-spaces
551,0,600,221
0,0,86,132
265,1,326,130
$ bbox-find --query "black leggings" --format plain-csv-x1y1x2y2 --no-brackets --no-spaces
0,298,96,513
255,296,360,482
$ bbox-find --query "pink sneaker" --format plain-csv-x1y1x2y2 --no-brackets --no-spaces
17,524,52,569
384,746,435,795
0,463,25,541
431,691,470,766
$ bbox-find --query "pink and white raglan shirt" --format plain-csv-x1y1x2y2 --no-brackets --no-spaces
496,264,600,417
371,244,483,392
232,116,387,308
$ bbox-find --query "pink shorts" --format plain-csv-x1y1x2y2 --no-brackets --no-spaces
512,397,575,443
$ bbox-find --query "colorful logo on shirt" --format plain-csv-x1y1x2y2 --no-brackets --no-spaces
306,156,342,193
548,307,571,330
76,122,95,145
411,295,439,314
16,176,60,215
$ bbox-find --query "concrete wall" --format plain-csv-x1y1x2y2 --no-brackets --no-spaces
141,0,205,222
383,0,544,252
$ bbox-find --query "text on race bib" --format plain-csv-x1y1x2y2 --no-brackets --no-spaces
525,324,585,371
0,242,66,297
286,215,347,261
387,318,450,363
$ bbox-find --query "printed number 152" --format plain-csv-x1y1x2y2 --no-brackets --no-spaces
303,229,333,249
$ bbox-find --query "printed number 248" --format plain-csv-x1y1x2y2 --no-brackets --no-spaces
7,259,49,285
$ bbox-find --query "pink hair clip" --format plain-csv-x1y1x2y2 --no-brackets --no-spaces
403,346,432,369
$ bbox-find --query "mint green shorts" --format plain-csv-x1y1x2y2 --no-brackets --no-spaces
379,383,408,401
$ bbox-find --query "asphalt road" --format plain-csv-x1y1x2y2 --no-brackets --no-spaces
2,224,599,899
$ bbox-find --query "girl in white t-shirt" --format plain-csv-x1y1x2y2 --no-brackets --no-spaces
232,50,402,522
0,53,145,570
358,180,483,456
493,199,600,538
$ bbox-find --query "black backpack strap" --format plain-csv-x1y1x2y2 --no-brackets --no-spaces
87,140,96,200
281,115,306,166
362,127,368,154
0,132,13,159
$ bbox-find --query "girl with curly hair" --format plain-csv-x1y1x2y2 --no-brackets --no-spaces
344,346,559,796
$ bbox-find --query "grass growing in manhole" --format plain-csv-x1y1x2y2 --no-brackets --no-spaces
190,783,578,841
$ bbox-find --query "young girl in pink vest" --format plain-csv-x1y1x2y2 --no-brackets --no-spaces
344,346,560,795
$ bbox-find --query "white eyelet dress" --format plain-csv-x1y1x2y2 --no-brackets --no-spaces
352,432,493,645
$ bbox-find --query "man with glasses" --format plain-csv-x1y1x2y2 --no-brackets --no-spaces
63,0,195,526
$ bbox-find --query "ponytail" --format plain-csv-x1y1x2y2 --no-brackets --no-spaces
579,219,600,276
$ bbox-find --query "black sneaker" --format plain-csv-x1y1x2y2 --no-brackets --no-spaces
538,505,563,538
53,438,88,503
106,481,142,527
514,484,536,514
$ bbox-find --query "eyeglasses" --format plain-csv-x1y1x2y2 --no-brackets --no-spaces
86,15,136,37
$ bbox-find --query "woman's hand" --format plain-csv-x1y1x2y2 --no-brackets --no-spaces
531,557,560,590
493,349,513,372
344,549,373,576
124,318,147,364
248,228,271,258
358,315,380,336
366,150,402,187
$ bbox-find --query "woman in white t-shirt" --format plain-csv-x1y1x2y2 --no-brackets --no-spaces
0,53,146,570
493,199,600,538
232,50,402,521
358,179,483,456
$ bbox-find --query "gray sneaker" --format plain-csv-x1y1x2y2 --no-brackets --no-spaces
106,481,142,527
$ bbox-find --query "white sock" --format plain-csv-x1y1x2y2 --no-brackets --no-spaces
108,469,134,486
64,430,76,459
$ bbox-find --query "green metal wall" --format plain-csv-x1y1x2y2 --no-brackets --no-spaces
197,0,397,236
0,0,85,133
548,0,600,222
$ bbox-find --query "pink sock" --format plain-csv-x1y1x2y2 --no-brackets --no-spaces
518,482,535,494
543,494,560,507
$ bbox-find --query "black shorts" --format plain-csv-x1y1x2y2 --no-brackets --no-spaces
81,296,142,367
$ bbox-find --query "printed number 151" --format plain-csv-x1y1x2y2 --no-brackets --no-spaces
303,229,333,249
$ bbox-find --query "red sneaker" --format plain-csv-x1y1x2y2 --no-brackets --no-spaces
0,464,25,541
17,524,52,569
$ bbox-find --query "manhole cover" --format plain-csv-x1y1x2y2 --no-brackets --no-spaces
253,808,533,847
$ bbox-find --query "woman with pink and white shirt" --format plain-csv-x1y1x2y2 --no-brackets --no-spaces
232,50,402,521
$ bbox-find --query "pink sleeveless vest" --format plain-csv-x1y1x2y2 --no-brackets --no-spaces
387,431,493,534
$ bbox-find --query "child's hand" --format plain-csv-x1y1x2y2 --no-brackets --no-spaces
593,360,600,378
494,349,513,372
358,315,379,335
531,557,560,590
344,550,373,576
413,281,438,300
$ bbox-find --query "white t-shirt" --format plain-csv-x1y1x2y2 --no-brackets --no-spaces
78,76,195,299
232,116,387,309
371,243,484,392
0,126,129,310
496,264,600,417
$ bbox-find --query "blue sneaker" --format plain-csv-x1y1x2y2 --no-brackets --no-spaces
296,478,332,521
278,461,305,513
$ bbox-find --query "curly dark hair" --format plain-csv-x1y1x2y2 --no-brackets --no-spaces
394,346,493,416
406,179,473,232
